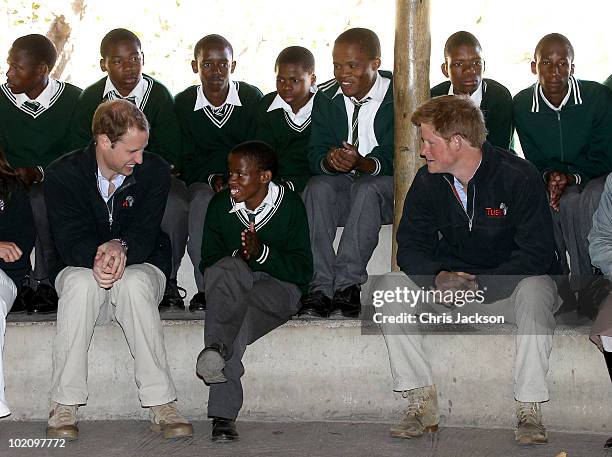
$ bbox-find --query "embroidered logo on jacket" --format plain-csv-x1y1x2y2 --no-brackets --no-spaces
122,196,134,208
486,203,508,218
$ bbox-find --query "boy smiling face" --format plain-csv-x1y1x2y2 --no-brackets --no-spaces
332,42,380,100
227,152,271,210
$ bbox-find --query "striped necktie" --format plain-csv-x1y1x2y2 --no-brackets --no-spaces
105,91,137,106
350,97,371,148
23,100,41,112
246,205,266,225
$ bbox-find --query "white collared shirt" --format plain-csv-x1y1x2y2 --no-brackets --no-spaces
267,86,317,126
103,76,149,107
193,79,242,111
229,181,279,224
15,78,59,110
452,159,482,210
97,168,126,203
539,83,572,111
334,74,391,156
448,81,484,107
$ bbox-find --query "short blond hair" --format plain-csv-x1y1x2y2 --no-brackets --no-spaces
411,95,487,148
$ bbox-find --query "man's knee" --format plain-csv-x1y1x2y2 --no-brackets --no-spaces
165,183,189,217
514,276,557,315
56,267,98,296
303,176,338,201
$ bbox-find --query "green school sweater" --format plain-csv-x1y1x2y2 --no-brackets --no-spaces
431,78,513,149
0,81,81,168
309,70,394,176
604,74,612,92
200,185,313,294
71,75,181,170
255,91,316,192
174,82,263,186
513,77,612,182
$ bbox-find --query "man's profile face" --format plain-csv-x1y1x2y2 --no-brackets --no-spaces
99,128,148,176
442,44,484,96
419,123,458,174
6,48,45,96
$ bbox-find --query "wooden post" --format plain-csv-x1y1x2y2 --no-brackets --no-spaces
392,0,430,270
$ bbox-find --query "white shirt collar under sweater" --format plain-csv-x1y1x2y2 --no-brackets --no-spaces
15,77,59,109
103,76,149,107
229,181,279,224
194,79,242,111
448,81,484,107
267,85,318,126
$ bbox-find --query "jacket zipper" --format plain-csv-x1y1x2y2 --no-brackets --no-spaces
445,177,476,232
556,111,564,163
97,173,135,229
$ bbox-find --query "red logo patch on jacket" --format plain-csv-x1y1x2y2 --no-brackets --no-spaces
486,203,508,218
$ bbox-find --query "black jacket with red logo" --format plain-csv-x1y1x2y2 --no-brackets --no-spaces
44,142,171,282
397,142,558,299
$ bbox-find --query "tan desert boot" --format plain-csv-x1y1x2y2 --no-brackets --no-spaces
515,401,548,445
46,402,78,440
150,402,193,439
390,385,439,438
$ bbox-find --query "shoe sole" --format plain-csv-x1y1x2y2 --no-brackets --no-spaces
390,424,438,439
151,423,193,439
515,436,548,445
212,434,239,443
46,426,78,441
196,350,227,384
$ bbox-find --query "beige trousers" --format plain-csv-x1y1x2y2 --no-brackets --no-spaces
50,263,177,407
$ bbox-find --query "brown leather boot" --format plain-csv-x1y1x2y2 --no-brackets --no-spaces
390,385,439,438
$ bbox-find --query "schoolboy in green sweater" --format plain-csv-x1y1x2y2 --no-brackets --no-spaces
0,34,81,313
513,33,612,298
431,31,513,149
71,28,188,309
301,28,394,318
195,141,312,442
255,46,316,192
175,34,262,311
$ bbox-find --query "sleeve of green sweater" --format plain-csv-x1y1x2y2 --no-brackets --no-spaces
367,102,394,176
308,94,338,175
247,196,313,288
146,86,182,172
484,86,514,150
175,96,201,186
70,93,98,150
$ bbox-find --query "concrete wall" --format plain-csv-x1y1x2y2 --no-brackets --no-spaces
4,319,610,434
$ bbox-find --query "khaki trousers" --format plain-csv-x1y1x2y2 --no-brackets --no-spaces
50,263,177,407
376,273,558,403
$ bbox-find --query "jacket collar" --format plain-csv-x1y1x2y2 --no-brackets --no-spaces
442,141,498,186
531,75,583,112
81,141,137,187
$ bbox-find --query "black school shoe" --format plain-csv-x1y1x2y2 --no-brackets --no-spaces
9,285,36,313
298,291,332,318
29,284,58,314
332,285,361,318
211,417,238,442
189,292,206,312
158,279,186,310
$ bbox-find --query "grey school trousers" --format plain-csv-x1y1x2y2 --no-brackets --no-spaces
203,257,302,420
187,183,216,292
163,177,190,281
376,273,558,402
50,264,177,406
551,176,606,291
302,174,394,297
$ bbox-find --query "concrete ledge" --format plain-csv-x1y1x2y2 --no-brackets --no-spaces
4,318,610,434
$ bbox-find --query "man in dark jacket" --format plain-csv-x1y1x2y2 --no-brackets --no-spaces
44,100,192,441
376,95,558,446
